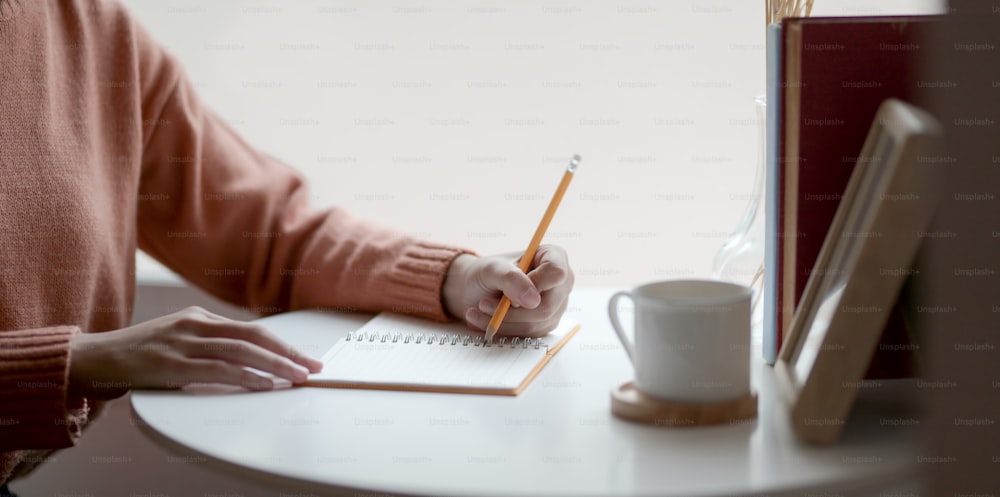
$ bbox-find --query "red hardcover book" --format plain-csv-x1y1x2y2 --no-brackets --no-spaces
776,16,941,356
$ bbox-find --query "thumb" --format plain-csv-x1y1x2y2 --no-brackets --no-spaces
480,259,541,309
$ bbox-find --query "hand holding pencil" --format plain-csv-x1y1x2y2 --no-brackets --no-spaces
440,156,579,339
485,155,579,341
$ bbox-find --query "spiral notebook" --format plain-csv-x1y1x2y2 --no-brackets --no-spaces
305,313,581,396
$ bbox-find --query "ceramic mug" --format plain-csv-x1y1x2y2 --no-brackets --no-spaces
608,280,752,403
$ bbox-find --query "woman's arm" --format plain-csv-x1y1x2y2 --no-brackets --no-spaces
131,24,472,321
128,15,573,334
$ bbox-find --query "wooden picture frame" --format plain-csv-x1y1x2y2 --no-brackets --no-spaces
774,99,943,445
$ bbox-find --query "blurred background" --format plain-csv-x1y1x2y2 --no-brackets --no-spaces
128,0,943,287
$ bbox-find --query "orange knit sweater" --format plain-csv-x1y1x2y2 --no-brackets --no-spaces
0,0,470,483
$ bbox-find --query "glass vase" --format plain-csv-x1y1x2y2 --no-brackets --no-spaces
712,95,767,333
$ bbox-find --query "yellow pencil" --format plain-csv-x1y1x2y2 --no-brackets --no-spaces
485,155,580,342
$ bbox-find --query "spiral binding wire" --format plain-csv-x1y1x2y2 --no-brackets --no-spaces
344,331,546,350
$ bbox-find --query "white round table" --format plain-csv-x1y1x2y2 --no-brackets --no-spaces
131,288,922,497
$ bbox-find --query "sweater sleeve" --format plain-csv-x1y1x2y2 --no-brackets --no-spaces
131,23,473,321
0,326,82,450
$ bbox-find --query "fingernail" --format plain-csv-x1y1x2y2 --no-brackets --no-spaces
251,379,274,391
307,358,324,373
520,288,541,308
293,365,310,381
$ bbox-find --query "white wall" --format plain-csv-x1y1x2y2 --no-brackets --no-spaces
124,0,943,288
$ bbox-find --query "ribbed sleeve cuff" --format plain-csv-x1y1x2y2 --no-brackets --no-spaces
0,326,78,450
380,242,476,322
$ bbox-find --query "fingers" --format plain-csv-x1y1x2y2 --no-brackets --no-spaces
477,258,541,309
461,245,573,337
464,306,561,338
181,359,276,391
184,337,310,384
158,307,324,390
184,316,323,373
466,290,569,336
526,245,572,293
477,245,572,307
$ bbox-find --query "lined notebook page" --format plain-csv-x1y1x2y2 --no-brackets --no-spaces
307,313,579,394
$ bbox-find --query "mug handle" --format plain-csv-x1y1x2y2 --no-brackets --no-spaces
607,291,636,364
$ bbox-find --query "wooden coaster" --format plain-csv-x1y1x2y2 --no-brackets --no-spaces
611,381,758,427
